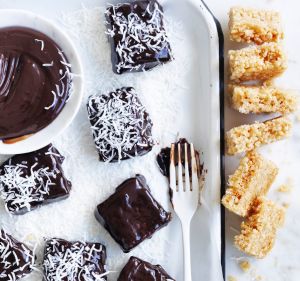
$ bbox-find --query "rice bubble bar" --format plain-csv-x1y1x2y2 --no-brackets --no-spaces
229,43,287,82
226,117,292,155
235,197,285,258
229,7,284,44
228,84,297,115
222,150,278,217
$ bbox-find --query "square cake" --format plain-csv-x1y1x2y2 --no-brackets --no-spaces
87,87,154,162
228,84,297,115
0,229,35,280
105,0,173,74
43,238,107,281
229,7,283,44
229,43,287,82
95,174,171,252
118,256,175,281
0,144,72,215
222,150,278,217
226,117,292,155
235,197,285,258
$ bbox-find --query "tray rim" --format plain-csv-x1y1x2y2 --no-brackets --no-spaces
198,0,226,276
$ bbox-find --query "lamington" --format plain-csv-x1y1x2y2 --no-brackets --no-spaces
229,43,287,82
0,229,35,280
229,7,284,44
118,256,175,281
105,0,173,74
87,87,154,162
43,238,107,281
95,174,171,252
228,84,297,115
222,150,278,217
235,197,285,258
226,117,292,155
0,144,71,215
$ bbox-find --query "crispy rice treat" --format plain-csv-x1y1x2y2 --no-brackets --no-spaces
226,117,292,155
229,43,287,82
228,84,297,115
229,7,284,44
235,197,285,258
222,151,278,217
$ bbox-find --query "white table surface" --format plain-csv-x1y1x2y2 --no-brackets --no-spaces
0,1,300,280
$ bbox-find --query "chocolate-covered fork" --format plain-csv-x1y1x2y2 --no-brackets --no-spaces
170,143,224,281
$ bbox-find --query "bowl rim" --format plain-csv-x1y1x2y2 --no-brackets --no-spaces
0,9,84,155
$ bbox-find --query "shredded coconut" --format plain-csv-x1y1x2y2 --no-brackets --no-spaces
0,229,35,280
106,1,172,73
43,238,107,281
87,87,153,162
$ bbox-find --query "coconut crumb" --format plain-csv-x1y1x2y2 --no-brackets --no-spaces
277,184,292,193
282,202,290,208
228,276,238,281
239,260,251,272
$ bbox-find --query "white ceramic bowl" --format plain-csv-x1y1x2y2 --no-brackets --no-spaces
0,10,83,155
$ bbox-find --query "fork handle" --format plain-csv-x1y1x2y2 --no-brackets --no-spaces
181,221,192,281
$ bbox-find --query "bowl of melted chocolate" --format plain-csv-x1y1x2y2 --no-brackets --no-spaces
0,10,83,154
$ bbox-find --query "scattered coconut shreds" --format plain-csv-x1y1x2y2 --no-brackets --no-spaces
0,160,56,214
0,229,35,280
87,87,153,162
239,260,251,272
34,38,45,51
44,48,73,111
106,1,172,73
43,238,107,281
1,4,188,280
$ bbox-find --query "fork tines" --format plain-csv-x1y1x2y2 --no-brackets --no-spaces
170,142,201,192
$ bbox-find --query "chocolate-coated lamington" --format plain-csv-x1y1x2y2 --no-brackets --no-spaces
0,144,71,214
95,174,171,252
87,87,154,162
105,0,173,74
43,238,107,281
0,229,35,280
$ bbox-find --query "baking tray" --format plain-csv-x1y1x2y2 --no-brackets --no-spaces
0,0,224,279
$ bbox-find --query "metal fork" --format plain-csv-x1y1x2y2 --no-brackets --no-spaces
170,143,199,281
170,143,224,281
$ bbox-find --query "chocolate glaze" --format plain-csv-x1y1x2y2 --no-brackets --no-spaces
118,256,175,281
0,144,72,215
156,138,201,178
106,0,172,74
0,27,72,141
87,87,154,162
43,238,106,281
95,174,171,253
0,229,34,280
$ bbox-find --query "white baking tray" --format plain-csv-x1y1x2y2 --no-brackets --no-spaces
0,0,223,279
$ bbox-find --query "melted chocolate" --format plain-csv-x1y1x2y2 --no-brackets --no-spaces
106,0,172,74
156,138,201,178
0,229,34,280
0,27,72,141
43,238,107,281
0,144,72,215
118,256,175,281
95,174,171,253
